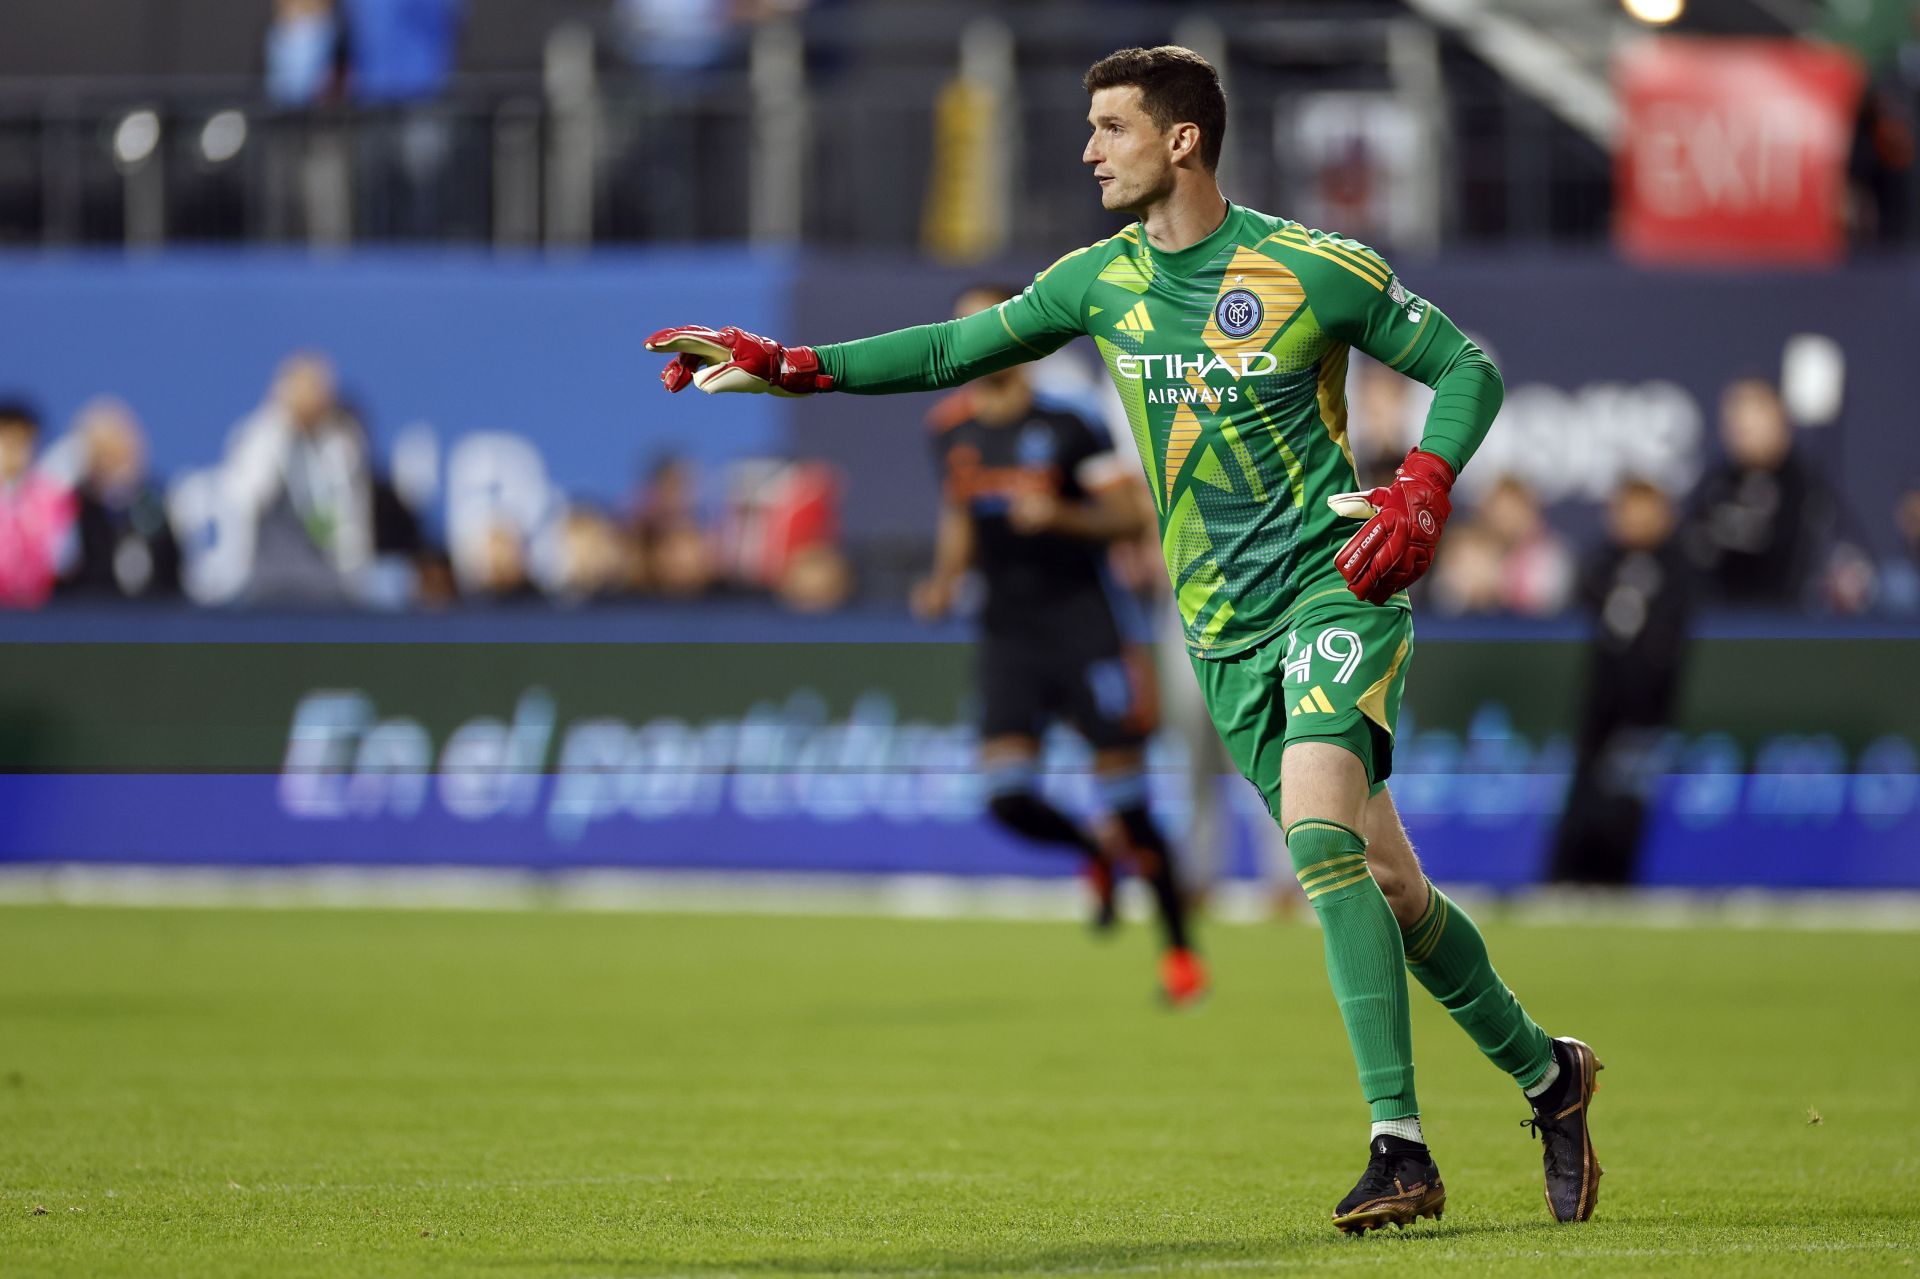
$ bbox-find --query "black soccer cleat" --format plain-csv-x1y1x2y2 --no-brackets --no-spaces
1523,1036,1605,1223
1331,1135,1446,1235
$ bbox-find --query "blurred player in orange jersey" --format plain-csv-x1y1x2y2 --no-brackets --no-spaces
913,284,1205,1007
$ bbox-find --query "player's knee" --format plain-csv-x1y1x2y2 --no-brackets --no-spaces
1367,857,1425,924
1282,817,1373,907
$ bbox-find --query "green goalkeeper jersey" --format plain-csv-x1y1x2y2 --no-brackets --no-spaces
817,203,1503,658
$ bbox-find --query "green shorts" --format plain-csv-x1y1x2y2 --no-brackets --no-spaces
1190,599,1414,822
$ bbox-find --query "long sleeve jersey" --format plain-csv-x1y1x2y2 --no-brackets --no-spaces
819,203,1503,658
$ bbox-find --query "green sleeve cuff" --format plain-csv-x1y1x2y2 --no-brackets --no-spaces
1416,350,1503,475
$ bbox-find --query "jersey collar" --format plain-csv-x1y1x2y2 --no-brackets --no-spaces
1140,201,1243,278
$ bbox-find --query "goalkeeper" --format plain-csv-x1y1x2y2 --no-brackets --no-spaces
646,45,1603,1235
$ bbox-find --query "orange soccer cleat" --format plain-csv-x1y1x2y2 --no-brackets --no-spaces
1159,947,1209,1008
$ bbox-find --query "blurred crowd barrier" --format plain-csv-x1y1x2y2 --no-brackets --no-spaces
0,631,1913,888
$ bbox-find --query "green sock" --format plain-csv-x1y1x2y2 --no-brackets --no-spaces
1287,820,1417,1123
1402,880,1554,1089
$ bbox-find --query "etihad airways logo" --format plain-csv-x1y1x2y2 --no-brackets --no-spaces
1110,352,1280,380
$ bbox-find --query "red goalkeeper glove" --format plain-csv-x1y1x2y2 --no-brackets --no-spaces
1328,448,1455,605
644,325,834,396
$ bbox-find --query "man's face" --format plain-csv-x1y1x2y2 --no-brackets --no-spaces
1719,380,1790,470
1084,86,1176,214
276,357,337,432
80,401,145,491
1609,486,1674,551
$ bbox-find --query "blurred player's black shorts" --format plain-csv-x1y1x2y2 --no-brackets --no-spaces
976,612,1155,750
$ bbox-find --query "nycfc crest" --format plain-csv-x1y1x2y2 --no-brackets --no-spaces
1216,288,1262,338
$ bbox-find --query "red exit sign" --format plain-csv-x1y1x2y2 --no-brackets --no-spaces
1616,39,1864,265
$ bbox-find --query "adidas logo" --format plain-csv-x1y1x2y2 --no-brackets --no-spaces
1113,301,1155,334
1290,686,1336,717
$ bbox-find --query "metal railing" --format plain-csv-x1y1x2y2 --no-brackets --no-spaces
0,10,1631,254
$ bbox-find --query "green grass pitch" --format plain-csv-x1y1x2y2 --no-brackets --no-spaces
2,904,1917,1277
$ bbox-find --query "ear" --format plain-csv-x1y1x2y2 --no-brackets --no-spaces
1167,122,1202,165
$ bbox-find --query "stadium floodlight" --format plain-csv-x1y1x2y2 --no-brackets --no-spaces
112,109,161,169
1622,0,1684,24
200,110,247,165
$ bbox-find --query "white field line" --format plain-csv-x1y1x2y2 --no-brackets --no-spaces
1,864,1918,932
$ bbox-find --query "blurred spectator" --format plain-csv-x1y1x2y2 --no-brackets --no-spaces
1820,541,1881,615
267,0,351,107
337,398,442,609
548,504,634,604
467,519,538,602
1884,486,1920,612
59,398,182,601
721,458,848,607
414,549,460,609
617,0,743,74
1848,81,1915,247
1551,479,1693,886
0,399,77,610
340,0,462,103
1427,521,1506,616
628,454,718,597
224,353,373,606
264,0,354,243
616,0,807,75
341,0,465,237
1686,377,1836,607
776,543,854,613
1478,474,1574,616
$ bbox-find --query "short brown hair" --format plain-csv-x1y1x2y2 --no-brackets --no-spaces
1083,46,1226,171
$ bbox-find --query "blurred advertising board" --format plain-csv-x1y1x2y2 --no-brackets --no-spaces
1,629,1914,889
1614,38,1864,265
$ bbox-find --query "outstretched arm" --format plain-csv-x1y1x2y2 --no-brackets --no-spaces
646,253,1090,397
817,299,1075,395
